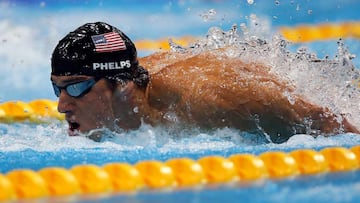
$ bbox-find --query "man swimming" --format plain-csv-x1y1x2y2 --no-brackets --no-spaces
50,22,359,143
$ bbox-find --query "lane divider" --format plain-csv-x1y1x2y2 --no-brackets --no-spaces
279,21,360,43
0,146,360,201
0,99,64,123
135,36,195,51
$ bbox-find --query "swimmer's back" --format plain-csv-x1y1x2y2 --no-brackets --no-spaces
140,50,359,143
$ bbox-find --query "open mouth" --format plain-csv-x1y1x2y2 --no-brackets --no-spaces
68,121,80,136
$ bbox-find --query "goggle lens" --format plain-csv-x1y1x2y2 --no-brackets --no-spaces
52,78,97,98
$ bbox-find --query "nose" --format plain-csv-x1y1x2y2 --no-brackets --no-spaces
57,90,73,113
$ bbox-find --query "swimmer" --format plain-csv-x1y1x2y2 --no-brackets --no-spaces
50,22,359,143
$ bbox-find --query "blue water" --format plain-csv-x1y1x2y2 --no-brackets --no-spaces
1,0,360,202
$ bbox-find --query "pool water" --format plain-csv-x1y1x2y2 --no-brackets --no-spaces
1,0,360,202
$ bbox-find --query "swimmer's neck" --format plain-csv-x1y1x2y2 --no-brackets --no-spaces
112,81,162,130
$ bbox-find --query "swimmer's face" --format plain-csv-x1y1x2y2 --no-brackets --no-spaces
51,75,116,137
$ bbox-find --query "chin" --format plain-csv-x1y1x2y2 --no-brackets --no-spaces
67,128,80,136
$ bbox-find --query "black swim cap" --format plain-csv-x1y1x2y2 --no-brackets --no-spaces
51,22,149,86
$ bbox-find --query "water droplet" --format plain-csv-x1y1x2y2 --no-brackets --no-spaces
200,9,217,22
283,91,295,105
247,0,254,4
168,39,186,53
133,107,139,113
163,112,179,122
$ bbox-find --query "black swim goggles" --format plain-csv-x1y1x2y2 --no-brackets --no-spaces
52,78,99,98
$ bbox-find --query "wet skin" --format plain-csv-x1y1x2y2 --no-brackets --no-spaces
141,50,360,143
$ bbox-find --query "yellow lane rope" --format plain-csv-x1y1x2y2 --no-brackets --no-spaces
0,146,359,201
0,99,64,123
134,36,195,51
279,21,360,43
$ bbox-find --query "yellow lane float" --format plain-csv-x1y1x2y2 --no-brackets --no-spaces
70,164,112,195
289,149,328,175
0,174,16,201
166,158,206,187
134,160,176,189
0,99,64,123
38,167,80,197
259,151,299,178
0,101,35,122
228,154,268,180
6,169,49,200
320,147,359,171
103,163,144,192
28,99,64,120
198,156,238,184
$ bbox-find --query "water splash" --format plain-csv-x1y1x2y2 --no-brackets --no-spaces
169,23,360,129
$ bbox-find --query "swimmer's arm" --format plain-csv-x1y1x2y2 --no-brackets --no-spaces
292,99,360,134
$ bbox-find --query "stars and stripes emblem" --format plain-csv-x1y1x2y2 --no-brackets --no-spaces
91,32,127,53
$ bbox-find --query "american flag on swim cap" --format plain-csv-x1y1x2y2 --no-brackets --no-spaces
91,32,127,53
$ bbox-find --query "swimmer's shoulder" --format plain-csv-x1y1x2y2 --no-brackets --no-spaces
139,51,186,74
